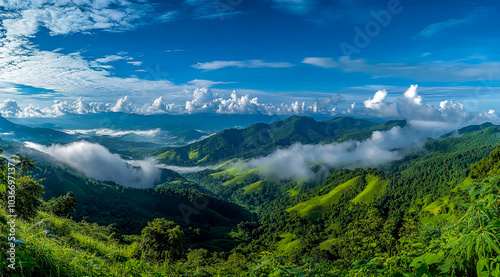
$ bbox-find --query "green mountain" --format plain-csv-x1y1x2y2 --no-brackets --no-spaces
155,116,406,166
185,122,500,221
0,115,74,143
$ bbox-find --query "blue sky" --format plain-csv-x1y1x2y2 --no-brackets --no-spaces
1,0,500,118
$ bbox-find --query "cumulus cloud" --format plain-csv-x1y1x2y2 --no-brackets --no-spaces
192,60,294,70
1,88,337,117
25,141,161,188
183,88,338,115
350,85,494,126
110,96,135,113
0,99,22,117
1,85,498,123
362,89,398,118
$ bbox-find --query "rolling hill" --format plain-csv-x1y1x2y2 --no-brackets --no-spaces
33,164,252,248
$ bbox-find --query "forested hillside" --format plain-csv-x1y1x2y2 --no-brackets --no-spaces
3,118,500,276
154,116,406,166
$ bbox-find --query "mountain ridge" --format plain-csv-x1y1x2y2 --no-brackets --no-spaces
155,116,407,166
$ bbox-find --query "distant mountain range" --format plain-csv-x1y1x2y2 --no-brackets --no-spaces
0,115,74,143
8,112,287,133
153,116,407,166
0,115,210,149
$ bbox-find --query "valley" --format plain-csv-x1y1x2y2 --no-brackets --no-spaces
2,114,500,276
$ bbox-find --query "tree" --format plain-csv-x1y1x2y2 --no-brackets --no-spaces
15,175,45,220
0,149,8,192
139,218,184,262
46,192,77,217
0,152,44,220
11,153,38,174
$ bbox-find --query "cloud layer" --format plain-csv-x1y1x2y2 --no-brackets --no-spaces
25,141,161,188
3,85,496,132
62,128,161,137
237,122,451,180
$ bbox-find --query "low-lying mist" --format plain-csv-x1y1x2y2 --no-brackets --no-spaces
234,124,450,180
25,141,161,188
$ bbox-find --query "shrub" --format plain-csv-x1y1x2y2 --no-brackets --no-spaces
46,192,77,217
139,218,184,262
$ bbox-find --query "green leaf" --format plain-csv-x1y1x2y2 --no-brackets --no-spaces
410,256,425,268
416,263,429,277
423,253,442,265
477,258,487,274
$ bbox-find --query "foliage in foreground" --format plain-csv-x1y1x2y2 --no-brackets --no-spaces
3,142,500,276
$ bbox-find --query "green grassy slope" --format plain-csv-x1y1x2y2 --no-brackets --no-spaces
351,174,388,204
286,176,362,219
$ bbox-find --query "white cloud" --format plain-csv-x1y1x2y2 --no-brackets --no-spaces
239,125,433,180
95,55,127,63
182,88,337,115
403,84,422,105
192,60,294,70
271,0,318,15
158,11,178,22
1,84,499,123
127,61,143,66
62,128,161,137
0,44,180,100
302,57,337,68
110,96,134,113
25,141,161,188
302,56,500,82
0,0,184,104
363,89,398,118
183,0,243,20
351,85,494,127
233,88,500,180
0,0,153,37
0,99,22,117
165,49,185,53
187,79,236,88
415,7,493,39
185,88,217,113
